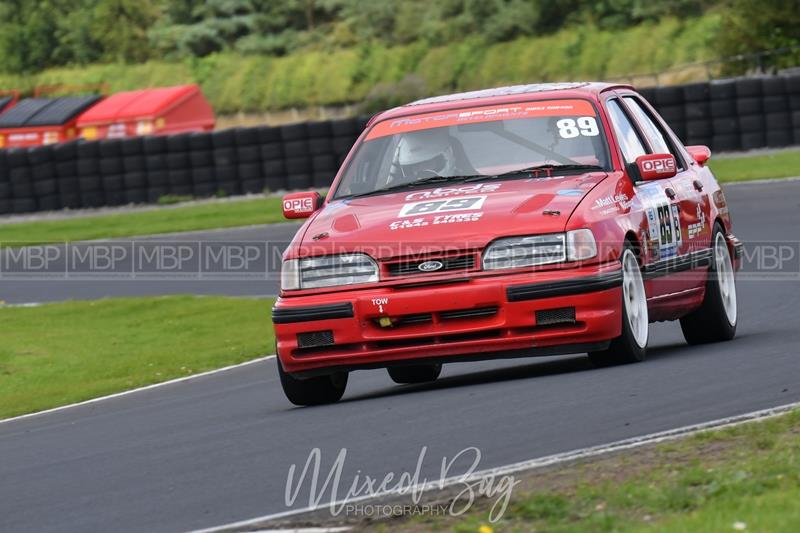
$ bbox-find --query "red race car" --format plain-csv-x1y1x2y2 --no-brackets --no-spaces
273,82,742,406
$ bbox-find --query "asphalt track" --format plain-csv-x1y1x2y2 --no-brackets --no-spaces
1,180,800,533
0,223,300,304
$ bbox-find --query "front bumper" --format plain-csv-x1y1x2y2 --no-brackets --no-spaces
273,263,623,376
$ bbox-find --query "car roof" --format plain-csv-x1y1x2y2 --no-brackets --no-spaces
370,82,633,125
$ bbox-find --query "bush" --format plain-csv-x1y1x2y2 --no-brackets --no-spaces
0,14,723,114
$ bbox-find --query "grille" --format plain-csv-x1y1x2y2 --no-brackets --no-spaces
439,306,498,320
535,307,576,326
372,307,497,328
386,255,475,277
372,313,433,327
297,330,335,349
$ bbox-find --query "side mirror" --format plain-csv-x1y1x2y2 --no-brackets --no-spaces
282,191,323,219
635,153,677,181
686,145,711,166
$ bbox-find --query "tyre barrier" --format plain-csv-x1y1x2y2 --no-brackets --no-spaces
0,113,367,214
2,75,800,215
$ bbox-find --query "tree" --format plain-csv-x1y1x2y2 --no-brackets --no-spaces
91,0,160,63
716,0,800,70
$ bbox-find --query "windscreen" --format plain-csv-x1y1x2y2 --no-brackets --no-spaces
333,99,610,199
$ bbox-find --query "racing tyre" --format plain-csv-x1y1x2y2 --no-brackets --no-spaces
589,245,648,367
277,358,347,406
680,226,737,344
387,364,442,384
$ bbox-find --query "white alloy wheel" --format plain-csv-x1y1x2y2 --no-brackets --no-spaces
622,249,648,348
714,231,738,326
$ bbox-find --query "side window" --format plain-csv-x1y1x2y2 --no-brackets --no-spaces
606,99,647,164
625,96,686,170
623,97,670,154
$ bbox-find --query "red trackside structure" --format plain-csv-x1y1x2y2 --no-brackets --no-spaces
76,84,215,140
0,95,102,148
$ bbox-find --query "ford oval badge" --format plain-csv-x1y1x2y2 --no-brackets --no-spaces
418,260,444,272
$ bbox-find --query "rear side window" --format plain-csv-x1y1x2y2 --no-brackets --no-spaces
623,97,671,154
623,96,685,170
606,99,646,164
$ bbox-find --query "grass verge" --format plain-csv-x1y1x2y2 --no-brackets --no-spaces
0,295,274,420
0,195,288,248
709,149,800,182
364,409,800,532
0,150,797,247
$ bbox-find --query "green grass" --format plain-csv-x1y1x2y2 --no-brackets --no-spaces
382,410,800,532
0,196,288,247
0,295,274,419
710,150,800,182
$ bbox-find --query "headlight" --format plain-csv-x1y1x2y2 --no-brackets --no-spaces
482,230,596,270
482,234,566,270
566,229,597,261
281,253,379,290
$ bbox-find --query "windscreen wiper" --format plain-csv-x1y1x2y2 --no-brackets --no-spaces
464,164,604,182
343,173,489,199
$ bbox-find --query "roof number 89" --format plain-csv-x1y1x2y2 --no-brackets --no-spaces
557,117,599,138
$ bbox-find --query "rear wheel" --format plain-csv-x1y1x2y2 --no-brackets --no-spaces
387,363,442,384
589,244,649,367
679,226,737,344
277,358,347,406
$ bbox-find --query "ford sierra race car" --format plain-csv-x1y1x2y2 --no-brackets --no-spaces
272,82,742,406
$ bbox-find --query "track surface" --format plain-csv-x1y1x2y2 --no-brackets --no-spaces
2,181,800,533
0,223,299,304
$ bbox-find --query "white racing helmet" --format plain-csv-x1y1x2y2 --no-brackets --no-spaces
395,128,457,179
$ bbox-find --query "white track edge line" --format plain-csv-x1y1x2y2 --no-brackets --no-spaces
724,175,800,186
0,355,276,426
192,400,800,533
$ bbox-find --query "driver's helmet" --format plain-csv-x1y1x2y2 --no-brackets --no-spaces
394,128,457,180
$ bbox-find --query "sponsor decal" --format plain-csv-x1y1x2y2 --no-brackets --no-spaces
42,131,59,145
406,183,500,200
688,204,706,239
389,212,484,230
107,123,127,139
433,212,483,225
284,197,315,214
8,132,39,143
324,201,348,212
390,217,428,230
366,99,597,140
557,189,584,197
398,195,486,218
640,156,676,175
592,192,631,211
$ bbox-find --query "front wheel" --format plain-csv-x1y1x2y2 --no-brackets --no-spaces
679,226,737,344
387,363,442,384
277,358,348,406
589,245,649,367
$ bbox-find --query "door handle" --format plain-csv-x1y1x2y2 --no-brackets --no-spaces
665,187,676,200
693,180,704,192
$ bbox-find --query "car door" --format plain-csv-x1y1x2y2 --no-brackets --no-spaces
620,93,711,291
603,96,680,299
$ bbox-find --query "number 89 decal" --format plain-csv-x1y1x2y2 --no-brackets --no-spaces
557,117,599,139
398,196,486,217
